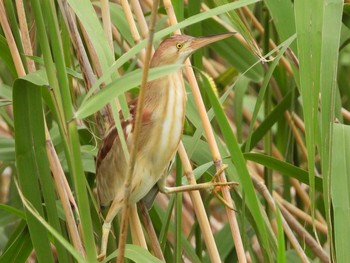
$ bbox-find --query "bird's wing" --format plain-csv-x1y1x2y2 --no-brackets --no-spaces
96,99,153,170
96,99,154,207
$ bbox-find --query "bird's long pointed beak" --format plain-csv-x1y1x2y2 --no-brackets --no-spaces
189,32,236,51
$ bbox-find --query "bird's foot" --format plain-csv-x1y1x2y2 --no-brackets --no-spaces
159,164,238,195
210,164,238,211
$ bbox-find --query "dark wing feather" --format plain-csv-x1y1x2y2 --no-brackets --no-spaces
96,98,153,171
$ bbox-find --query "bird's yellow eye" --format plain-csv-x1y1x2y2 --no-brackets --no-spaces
176,43,183,49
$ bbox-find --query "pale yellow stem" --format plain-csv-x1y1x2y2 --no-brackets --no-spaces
131,0,149,39
100,0,114,52
178,142,221,263
129,204,147,248
0,1,25,77
162,1,247,262
121,0,146,62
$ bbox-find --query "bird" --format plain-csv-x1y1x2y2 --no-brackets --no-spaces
96,32,235,259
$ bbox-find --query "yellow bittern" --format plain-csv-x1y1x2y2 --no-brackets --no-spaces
96,33,235,259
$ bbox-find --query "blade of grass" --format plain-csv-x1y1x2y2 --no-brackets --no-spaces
0,204,25,219
13,80,55,263
103,244,163,263
234,76,250,143
241,88,298,152
0,35,16,77
66,0,114,71
331,123,350,263
294,0,323,224
0,222,32,263
276,206,286,263
76,64,183,119
263,0,297,53
319,0,343,259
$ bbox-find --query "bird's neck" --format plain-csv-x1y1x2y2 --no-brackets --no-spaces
144,70,186,113
141,70,186,169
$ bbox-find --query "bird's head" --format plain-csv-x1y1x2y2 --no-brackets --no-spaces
150,32,235,67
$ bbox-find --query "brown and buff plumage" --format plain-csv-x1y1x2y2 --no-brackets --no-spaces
96,33,235,259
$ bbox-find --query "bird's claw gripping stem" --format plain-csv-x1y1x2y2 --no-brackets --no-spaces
211,164,238,211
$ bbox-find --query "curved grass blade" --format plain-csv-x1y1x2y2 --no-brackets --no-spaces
76,65,183,119
16,183,86,263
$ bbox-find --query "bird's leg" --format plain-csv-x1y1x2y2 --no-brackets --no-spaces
158,164,238,194
98,196,123,261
